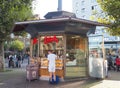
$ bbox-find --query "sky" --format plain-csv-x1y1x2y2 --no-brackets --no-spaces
32,0,72,19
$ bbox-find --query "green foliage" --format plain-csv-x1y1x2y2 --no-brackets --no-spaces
10,40,24,51
97,0,120,36
0,0,34,42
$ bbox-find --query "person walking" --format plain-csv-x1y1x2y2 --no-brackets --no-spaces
116,56,120,71
17,54,22,68
8,54,14,68
108,54,115,71
47,50,57,82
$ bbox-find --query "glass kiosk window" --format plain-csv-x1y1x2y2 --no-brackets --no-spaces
65,35,87,78
40,35,64,58
39,35,64,69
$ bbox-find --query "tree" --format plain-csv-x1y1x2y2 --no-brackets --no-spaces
10,40,24,52
0,0,34,70
97,0,120,35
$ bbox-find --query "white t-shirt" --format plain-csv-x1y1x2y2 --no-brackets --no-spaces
47,53,57,67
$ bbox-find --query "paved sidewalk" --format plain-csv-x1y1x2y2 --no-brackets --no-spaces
90,70,120,88
0,68,87,88
90,80,120,88
0,67,120,88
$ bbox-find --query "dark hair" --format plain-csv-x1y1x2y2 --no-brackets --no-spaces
53,51,56,54
48,50,52,53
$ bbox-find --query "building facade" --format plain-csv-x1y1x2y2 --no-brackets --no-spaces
72,0,101,20
72,0,120,56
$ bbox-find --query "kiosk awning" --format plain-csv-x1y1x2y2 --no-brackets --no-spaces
13,16,104,38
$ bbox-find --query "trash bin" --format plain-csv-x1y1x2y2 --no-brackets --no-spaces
26,64,39,81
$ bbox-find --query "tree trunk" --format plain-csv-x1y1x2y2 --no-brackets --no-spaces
0,41,5,71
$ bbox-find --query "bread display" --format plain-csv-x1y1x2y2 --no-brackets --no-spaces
56,63,63,67
56,59,62,63
55,59,63,68
41,58,63,69
41,59,48,67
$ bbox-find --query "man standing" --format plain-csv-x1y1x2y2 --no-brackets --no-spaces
17,54,21,68
108,54,115,70
47,50,57,82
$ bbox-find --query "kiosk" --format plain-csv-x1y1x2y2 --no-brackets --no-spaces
13,11,104,80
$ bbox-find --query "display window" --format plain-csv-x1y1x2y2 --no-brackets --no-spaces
31,35,88,78
40,35,64,58
39,35,64,69
65,35,87,78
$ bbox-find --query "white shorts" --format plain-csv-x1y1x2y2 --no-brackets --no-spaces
48,66,55,72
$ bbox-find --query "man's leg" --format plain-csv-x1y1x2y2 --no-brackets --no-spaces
53,72,56,81
49,72,52,81
53,66,56,81
49,66,52,81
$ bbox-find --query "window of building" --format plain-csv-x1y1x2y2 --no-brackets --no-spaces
82,15,85,18
76,2,79,7
91,6,94,10
91,0,96,3
81,8,85,13
91,5,97,10
81,0,85,5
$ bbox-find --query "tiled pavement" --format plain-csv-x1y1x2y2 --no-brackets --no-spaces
90,80,120,88
0,68,86,88
90,70,120,88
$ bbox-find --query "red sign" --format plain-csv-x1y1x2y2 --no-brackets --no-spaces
33,38,38,44
44,36,58,44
